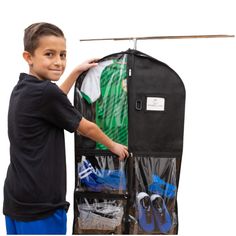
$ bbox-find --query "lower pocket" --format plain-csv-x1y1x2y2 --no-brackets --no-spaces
74,196,127,234
131,156,180,234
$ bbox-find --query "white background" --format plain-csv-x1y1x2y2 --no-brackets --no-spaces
0,0,236,235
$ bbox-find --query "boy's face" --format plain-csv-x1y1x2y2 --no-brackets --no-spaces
26,35,66,81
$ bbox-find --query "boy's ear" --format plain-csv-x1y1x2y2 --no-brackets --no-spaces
23,51,33,66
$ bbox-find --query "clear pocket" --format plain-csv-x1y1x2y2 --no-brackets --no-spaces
74,197,126,234
131,156,179,234
76,154,127,194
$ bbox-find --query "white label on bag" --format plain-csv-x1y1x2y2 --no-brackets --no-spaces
146,97,165,111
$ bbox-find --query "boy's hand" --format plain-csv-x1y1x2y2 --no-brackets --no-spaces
76,58,99,73
109,142,129,161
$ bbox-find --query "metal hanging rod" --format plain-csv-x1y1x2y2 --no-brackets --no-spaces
80,34,234,42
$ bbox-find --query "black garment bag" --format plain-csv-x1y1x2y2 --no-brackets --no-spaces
73,49,185,234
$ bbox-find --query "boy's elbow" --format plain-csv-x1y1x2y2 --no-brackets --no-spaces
77,118,97,138
84,122,97,138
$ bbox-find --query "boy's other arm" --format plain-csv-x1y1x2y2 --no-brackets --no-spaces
60,59,98,95
77,118,128,160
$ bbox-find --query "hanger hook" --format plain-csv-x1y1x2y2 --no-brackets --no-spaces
133,38,137,50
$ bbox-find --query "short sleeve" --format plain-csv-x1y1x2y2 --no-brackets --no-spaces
40,82,82,132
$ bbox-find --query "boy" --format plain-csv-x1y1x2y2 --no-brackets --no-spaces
3,22,128,234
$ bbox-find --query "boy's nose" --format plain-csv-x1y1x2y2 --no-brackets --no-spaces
54,61,60,66
54,56,63,66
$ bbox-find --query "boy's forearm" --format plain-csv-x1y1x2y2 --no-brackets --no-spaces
59,69,82,95
77,118,114,150
88,127,114,149
77,118,128,159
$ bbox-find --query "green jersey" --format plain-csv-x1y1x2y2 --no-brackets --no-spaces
95,57,128,149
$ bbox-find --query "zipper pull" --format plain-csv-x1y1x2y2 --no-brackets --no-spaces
128,68,132,77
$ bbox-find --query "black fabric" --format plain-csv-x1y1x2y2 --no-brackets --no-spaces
3,73,82,221
127,49,185,154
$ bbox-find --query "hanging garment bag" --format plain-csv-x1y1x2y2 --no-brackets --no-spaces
73,49,185,235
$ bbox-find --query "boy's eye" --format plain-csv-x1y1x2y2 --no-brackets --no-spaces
60,53,66,59
45,52,53,57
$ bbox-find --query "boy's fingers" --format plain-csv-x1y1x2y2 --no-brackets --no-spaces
118,148,129,160
88,58,100,64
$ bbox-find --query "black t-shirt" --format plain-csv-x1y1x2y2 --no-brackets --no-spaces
3,73,82,221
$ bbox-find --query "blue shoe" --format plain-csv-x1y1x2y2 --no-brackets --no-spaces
78,160,96,178
148,175,176,198
78,160,104,191
101,170,126,190
78,160,126,191
150,194,172,233
136,192,155,233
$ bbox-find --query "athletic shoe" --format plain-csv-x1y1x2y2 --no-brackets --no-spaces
136,192,155,232
150,194,172,233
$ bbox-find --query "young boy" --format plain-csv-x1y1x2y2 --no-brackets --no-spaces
3,22,128,234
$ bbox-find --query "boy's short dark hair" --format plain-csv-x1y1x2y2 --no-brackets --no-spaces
24,22,65,54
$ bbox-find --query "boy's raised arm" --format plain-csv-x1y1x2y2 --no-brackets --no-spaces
60,59,98,94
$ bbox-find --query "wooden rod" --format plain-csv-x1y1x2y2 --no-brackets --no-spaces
80,34,234,42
